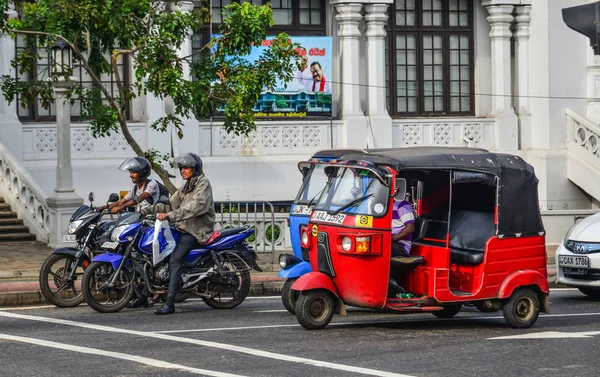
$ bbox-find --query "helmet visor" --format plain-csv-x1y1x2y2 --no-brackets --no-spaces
119,157,144,172
172,153,197,169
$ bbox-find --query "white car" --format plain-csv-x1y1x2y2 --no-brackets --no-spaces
556,212,600,298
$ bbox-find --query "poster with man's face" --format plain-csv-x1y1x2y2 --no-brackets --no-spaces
214,35,333,118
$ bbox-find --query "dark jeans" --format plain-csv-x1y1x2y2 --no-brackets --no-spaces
167,232,199,305
392,242,407,257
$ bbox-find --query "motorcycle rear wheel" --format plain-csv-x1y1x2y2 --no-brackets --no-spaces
200,259,251,310
82,262,134,313
39,253,86,308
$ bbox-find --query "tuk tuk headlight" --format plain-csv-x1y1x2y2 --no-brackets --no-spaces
301,231,309,247
279,254,288,268
342,236,352,251
68,220,83,234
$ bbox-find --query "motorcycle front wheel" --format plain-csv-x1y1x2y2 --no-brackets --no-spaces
82,262,134,313
39,253,86,307
200,258,251,310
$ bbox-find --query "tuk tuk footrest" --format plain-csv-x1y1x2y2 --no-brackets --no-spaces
391,255,425,268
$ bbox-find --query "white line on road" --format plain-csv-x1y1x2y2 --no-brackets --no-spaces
0,305,56,311
0,312,414,377
0,333,246,377
489,331,600,340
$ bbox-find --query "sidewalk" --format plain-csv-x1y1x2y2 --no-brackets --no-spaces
0,242,558,307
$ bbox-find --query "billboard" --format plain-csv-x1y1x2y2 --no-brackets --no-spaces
215,36,333,118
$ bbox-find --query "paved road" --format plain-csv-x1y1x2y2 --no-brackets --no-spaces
1,289,599,377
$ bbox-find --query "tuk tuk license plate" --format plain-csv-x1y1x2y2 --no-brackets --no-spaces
62,235,76,243
311,211,346,225
101,241,119,250
558,255,589,268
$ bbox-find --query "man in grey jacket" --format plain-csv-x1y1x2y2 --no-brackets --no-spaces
144,152,215,315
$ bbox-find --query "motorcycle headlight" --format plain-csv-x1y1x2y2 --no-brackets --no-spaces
68,220,83,234
110,225,129,242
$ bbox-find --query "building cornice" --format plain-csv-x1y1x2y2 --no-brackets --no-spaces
481,0,531,6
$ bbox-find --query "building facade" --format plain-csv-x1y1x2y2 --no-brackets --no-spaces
0,0,599,246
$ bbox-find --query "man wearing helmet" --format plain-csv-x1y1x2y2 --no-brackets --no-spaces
142,152,215,315
99,157,160,214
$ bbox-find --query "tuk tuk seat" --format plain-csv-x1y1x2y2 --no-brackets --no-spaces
449,247,484,265
448,210,494,266
391,255,426,268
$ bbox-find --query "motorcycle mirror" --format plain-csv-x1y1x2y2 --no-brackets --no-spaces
88,192,95,203
108,193,119,203
394,178,407,201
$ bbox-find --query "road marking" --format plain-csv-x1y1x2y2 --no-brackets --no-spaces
490,331,600,340
0,305,55,311
0,312,414,377
253,309,288,313
0,333,245,377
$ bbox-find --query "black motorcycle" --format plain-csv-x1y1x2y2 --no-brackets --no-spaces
39,193,119,307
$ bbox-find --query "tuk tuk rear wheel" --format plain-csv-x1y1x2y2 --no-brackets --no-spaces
502,288,539,328
281,278,299,315
432,304,462,318
295,289,335,330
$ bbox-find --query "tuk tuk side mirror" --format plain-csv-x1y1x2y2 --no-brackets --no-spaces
394,178,407,200
108,193,119,203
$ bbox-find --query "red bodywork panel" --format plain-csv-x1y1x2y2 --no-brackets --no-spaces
291,271,339,298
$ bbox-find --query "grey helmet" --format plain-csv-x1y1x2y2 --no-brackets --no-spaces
172,153,203,176
119,156,152,182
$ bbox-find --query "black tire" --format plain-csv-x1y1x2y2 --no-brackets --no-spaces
39,253,86,308
502,288,540,328
295,289,335,330
82,262,134,313
200,259,251,310
432,304,462,318
578,287,600,299
281,278,299,315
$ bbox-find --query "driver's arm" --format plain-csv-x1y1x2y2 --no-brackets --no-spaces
392,222,414,242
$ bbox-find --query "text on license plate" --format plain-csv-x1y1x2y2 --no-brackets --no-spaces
62,235,76,243
558,255,589,268
101,241,119,249
311,211,346,225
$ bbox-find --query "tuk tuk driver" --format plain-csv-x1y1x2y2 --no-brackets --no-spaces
391,180,415,257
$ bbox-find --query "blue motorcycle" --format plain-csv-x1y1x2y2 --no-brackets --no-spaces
81,213,261,313
278,149,368,314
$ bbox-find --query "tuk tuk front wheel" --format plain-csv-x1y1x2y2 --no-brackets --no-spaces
432,304,462,318
295,289,335,330
502,288,539,328
281,278,299,315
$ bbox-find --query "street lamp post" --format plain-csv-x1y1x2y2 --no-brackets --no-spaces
46,39,83,247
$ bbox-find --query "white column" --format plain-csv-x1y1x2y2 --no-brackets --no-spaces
364,4,392,148
335,3,367,148
486,4,518,150
514,5,531,150
0,6,17,119
47,80,83,247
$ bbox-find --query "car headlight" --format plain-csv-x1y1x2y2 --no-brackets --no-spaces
68,220,83,234
110,225,129,242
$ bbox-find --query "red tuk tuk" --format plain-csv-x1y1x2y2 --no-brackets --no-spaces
291,147,549,330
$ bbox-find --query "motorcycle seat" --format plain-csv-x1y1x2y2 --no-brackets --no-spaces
201,227,248,246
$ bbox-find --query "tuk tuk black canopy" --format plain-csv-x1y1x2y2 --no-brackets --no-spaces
340,147,545,237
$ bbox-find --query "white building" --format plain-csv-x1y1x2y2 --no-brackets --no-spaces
0,0,599,247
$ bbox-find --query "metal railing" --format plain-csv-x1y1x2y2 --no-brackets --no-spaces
215,201,291,253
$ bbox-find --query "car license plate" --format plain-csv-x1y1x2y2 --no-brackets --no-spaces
311,210,346,225
558,255,589,268
101,241,119,250
62,235,76,243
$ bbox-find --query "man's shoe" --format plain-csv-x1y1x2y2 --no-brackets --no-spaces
126,296,149,309
154,304,175,315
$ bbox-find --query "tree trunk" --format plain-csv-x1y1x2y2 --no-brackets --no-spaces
117,117,178,194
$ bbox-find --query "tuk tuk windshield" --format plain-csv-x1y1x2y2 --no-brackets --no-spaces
314,167,389,217
295,164,330,205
